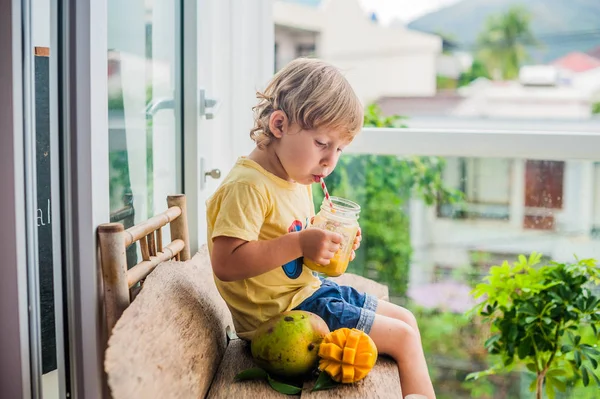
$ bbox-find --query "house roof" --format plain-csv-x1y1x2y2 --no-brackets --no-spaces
551,52,600,73
587,45,600,60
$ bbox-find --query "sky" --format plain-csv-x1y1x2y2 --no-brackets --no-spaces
357,0,462,25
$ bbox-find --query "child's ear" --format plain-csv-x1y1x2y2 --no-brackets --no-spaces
269,110,288,138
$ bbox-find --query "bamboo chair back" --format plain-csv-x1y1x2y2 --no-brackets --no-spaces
98,194,191,336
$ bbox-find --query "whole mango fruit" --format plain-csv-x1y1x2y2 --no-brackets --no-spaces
251,310,330,378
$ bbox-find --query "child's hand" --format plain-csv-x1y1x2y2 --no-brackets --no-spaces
351,227,361,261
299,228,342,265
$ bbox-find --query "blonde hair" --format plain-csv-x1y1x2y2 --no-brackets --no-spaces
250,58,363,149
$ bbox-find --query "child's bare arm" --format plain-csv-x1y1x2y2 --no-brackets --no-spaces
211,229,342,281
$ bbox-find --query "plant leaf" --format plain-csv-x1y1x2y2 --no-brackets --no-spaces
466,368,496,381
590,369,600,386
582,366,590,386
234,368,268,381
580,344,600,356
267,375,302,395
526,363,537,373
312,371,340,391
546,369,566,377
545,380,556,399
484,334,501,349
561,344,573,353
551,376,567,392
518,338,532,359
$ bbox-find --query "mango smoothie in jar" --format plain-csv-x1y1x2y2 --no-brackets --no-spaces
304,196,361,277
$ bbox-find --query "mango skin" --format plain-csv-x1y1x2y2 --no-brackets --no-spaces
251,310,330,378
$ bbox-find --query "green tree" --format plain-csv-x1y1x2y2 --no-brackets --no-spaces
468,253,600,399
458,58,490,87
476,5,538,80
315,104,462,296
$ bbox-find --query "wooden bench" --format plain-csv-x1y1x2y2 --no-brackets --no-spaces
98,195,402,398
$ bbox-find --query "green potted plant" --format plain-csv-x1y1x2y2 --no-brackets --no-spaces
467,253,600,398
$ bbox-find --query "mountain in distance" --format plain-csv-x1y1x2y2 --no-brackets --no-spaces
407,0,600,63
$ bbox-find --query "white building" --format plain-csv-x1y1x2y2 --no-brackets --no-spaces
452,72,594,119
406,117,600,287
274,0,441,102
570,68,600,102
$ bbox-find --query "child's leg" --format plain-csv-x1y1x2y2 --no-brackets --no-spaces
369,301,435,399
293,281,434,397
376,299,421,337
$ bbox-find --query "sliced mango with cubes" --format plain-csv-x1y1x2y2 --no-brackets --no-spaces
318,328,378,383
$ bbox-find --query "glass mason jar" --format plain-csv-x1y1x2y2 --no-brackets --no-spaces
304,196,361,277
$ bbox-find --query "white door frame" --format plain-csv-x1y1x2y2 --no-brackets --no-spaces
184,0,275,251
182,0,203,252
59,0,110,397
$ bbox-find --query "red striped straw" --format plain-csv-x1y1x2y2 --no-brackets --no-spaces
320,177,335,213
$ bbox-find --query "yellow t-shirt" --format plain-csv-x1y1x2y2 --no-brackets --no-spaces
206,157,321,340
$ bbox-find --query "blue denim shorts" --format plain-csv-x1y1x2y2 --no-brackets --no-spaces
293,278,378,334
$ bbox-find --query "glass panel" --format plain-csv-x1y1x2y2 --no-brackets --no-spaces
108,0,182,265
33,0,62,397
321,154,600,398
36,49,59,399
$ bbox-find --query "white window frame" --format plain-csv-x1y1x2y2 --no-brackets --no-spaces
1,1,34,397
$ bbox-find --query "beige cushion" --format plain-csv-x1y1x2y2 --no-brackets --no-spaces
105,246,233,399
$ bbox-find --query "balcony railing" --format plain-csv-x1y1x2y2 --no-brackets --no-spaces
348,125,600,160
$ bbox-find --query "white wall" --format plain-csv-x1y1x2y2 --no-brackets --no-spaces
274,0,441,103
572,67,600,100
220,0,274,171
320,0,439,102
185,0,273,247
331,54,437,103
437,54,463,79
455,83,593,119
